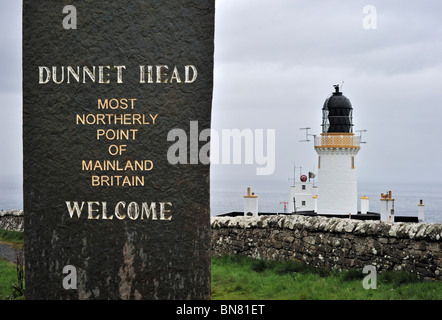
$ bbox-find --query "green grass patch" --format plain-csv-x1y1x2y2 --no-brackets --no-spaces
0,229,25,299
0,229,24,250
211,255,442,300
0,258,22,299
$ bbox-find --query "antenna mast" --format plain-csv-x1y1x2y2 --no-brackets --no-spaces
356,129,367,144
293,163,302,184
299,127,315,142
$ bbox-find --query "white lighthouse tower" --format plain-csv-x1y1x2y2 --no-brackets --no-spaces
314,85,361,215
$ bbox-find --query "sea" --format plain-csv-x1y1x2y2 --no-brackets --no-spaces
1,178,441,224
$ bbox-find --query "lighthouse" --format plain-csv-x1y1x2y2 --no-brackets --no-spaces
314,85,361,215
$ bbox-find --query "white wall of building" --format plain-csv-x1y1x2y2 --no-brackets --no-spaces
288,182,317,213
418,200,425,222
316,148,359,215
360,196,369,214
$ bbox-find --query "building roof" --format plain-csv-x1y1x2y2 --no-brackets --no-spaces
322,85,354,133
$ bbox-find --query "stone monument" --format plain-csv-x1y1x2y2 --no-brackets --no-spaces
23,0,214,299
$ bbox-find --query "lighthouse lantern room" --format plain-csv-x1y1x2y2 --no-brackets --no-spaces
314,85,361,215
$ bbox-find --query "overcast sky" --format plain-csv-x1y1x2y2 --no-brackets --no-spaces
212,0,442,187
1,1,442,196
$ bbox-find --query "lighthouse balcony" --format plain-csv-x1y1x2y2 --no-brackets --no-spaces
314,133,361,149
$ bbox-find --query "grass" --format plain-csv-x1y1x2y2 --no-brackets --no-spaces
211,255,442,300
0,229,25,299
0,229,24,250
0,258,22,299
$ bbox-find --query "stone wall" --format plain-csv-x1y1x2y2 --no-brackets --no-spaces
211,215,442,281
0,210,24,232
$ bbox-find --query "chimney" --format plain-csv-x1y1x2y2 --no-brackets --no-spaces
244,187,258,216
380,191,394,222
361,196,369,214
418,200,425,222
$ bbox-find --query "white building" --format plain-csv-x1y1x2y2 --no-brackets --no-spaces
380,191,395,221
288,85,423,222
244,187,258,216
314,85,361,215
288,174,317,213
360,196,369,214
418,200,425,222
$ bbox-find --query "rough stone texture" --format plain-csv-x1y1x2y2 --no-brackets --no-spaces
23,0,214,299
211,215,442,281
0,210,24,232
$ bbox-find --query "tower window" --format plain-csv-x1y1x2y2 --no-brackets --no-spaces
351,156,355,169
302,185,306,190
302,201,306,206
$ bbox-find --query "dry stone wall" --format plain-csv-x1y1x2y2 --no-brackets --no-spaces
3,211,441,280
0,210,24,232
211,215,442,280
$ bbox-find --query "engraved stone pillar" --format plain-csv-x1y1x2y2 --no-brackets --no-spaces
23,0,214,300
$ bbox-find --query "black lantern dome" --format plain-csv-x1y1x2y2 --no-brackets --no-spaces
322,85,353,133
